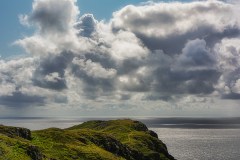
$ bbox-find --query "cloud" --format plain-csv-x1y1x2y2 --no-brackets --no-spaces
76,14,97,38
111,1,240,54
71,58,117,100
32,51,74,90
108,30,149,60
0,91,45,107
0,57,36,91
175,39,215,69
16,0,88,56
109,0,239,100
26,0,79,34
1,0,240,112
221,92,240,100
214,38,240,99
72,58,117,79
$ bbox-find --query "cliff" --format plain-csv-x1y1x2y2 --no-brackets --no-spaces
0,119,175,160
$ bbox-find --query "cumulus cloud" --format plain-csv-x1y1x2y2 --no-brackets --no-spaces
32,51,73,90
72,58,117,79
1,0,240,112
16,0,89,56
76,14,97,38
175,39,215,69
111,1,240,54
108,30,149,60
214,38,240,99
25,0,79,34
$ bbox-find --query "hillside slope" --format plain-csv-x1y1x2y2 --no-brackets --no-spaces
0,119,175,160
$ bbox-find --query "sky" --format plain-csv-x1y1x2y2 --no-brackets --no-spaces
0,0,240,117
0,0,191,58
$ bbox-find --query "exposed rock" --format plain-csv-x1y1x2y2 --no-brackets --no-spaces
0,125,31,140
132,120,149,131
86,132,144,160
148,130,159,138
27,146,43,160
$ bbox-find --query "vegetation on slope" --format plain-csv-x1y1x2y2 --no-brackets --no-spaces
0,119,175,160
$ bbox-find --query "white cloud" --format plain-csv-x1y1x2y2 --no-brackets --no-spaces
0,83,15,96
109,31,149,60
112,1,238,37
15,36,57,55
215,38,240,71
28,0,79,34
111,1,240,54
232,79,240,94
72,58,117,79
44,72,63,83
214,38,240,97
16,0,88,56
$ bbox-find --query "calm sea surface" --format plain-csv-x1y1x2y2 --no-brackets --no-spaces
1,117,240,160
151,128,240,160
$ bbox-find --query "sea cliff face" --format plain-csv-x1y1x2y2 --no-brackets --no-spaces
0,119,175,160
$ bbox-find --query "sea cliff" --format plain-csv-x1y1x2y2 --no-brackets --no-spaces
0,119,175,160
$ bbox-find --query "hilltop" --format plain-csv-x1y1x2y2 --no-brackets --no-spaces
0,119,175,160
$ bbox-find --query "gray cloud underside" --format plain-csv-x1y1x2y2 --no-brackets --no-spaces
1,0,240,108
0,92,45,107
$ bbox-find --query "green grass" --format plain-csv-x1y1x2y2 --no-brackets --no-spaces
0,134,31,160
0,119,175,160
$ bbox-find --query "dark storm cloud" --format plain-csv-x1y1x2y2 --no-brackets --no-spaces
0,91,45,107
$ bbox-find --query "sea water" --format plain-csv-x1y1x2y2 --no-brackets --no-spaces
151,128,240,160
1,117,240,160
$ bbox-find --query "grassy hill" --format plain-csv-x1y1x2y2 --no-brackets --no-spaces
0,119,175,160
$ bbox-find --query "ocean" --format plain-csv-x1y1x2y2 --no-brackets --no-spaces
152,128,240,160
1,117,240,160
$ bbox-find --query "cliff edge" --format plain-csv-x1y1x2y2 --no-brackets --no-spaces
0,119,175,160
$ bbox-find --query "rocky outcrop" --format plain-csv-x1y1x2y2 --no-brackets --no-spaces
27,145,43,160
0,125,31,140
86,133,143,160
148,130,159,138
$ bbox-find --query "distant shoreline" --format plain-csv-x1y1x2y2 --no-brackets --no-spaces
1,117,240,130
